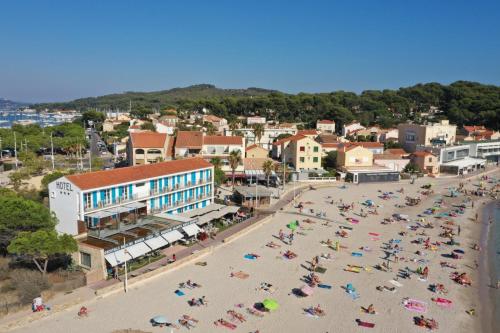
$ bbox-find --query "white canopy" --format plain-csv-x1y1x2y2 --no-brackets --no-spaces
144,235,169,250
125,242,151,258
161,229,184,243
104,248,132,267
182,223,202,237
197,206,240,225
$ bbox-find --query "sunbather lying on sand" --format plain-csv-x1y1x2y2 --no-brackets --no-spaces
414,315,438,330
214,318,237,329
227,310,246,323
266,241,281,248
306,304,325,317
246,307,264,317
283,250,297,259
179,318,196,329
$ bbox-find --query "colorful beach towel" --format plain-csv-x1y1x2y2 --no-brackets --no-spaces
318,284,332,289
175,290,185,296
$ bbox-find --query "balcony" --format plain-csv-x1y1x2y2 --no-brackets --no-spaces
84,194,140,212
85,180,211,213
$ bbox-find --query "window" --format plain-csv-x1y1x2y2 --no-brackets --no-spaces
80,252,91,268
428,157,432,162
313,157,319,163
299,146,305,152
103,189,111,204
313,146,319,152
405,132,417,142
84,193,92,209
147,149,162,154
300,157,305,163
121,186,129,200
135,149,145,154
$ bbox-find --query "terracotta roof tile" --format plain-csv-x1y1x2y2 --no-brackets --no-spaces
176,131,204,148
374,153,403,160
411,151,435,157
272,134,307,146
297,130,320,136
317,119,335,124
385,148,408,156
203,135,243,145
66,158,212,190
130,132,168,148
321,142,341,148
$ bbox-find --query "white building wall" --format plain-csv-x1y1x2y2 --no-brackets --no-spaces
48,176,81,235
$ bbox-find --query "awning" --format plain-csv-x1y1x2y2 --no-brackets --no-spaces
104,252,119,267
104,249,132,267
104,206,133,214
125,242,151,258
161,229,184,243
182,223,202,237
123,202,147,209
85,210,116,219
144,235,169,250
197,206,240,225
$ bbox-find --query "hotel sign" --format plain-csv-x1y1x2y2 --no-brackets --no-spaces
56,181,73,192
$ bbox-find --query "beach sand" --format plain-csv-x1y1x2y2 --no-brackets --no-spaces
8,171,500,333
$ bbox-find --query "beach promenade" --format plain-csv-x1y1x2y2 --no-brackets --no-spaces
3,170,500,333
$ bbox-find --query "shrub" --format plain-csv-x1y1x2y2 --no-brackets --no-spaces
9,270,51,304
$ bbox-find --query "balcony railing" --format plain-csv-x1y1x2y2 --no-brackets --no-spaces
84,193,140,212
85,180,211,213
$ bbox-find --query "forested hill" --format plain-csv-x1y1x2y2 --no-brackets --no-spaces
35,81,500,130
34,84,279,111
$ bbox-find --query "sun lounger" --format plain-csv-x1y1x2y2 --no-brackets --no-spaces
389,280,403,287
356,319,375,328
318,284,332,289
231,271,249,279
404,299,427,313
314,266,327,274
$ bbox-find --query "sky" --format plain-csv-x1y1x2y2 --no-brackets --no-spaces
0,0,499,103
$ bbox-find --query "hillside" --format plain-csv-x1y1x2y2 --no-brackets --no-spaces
0,98,30,110
33,81,500,130
34,84,279,111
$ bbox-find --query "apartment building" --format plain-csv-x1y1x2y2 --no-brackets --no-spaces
127,132,173,166
398,120,457,152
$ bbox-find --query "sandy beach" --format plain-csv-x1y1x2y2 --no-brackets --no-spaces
7,171,500,333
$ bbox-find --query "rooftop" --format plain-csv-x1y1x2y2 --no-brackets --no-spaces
176,131,204,148
130,132,168,148
204,135,243,145
317,119,335,124
66,157,212,190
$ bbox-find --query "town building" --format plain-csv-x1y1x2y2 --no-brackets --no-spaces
175,131,245,174
379,128,399,143
316,120,336,133
467,140,500,163
246,144,269,158
280,135,322,171
127,132,173,166
373,154,410,172
246,116,266,125
345,142,384,154
48,158,216,282
398,120,457,152
203,114,228,132
410,151,439,174
342,122,366,137
459,126,500,141
225,125,297,150
337,144,373,169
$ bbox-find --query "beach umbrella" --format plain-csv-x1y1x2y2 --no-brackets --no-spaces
152,315,169,324
287,222,297,231
263,298,279,311
300,285,314,296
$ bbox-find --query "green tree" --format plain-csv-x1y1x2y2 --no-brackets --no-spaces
140,122,156,131
0,189,57,254
262,159,274,188
210,157,222,169
228,150,242,189
8,230,77,275
403,162,421,173
322,151,338,170
214,168,226,186
82,110,105,128
8,170,30,190
228,119,240,132
252,123,265,145
274,133,292,142
40,171,66,198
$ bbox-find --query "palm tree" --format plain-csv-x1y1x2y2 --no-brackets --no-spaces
229,119,240,133
252,123,265,145
210,157,222,170
228,150,242,189
262,159,274,188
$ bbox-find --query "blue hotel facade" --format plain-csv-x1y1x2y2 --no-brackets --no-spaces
48,158,214,236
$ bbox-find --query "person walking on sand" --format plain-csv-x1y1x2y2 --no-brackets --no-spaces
458,225,461,236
